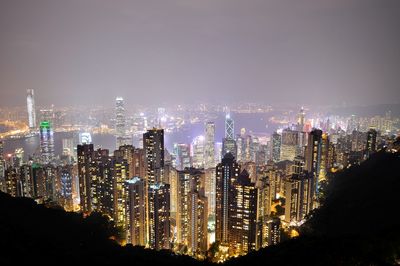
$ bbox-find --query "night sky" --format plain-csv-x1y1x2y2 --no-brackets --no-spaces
0,0,399,107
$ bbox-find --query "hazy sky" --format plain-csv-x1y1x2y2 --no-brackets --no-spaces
0,0,399,107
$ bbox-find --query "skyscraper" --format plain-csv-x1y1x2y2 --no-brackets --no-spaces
297,107,305,131
192,135,205,169
225,113,234,140
116,97,130,148
284,172,314,225
26,89,37,129
222,138,237,159
215,152,240,245
148,182,171,250
204,122,216,169
39,121,55,164
229,170,258,255
319,133,330,182
143,128,164,184
0,140,3,161
173,143,191,171
0,141,4,193
305,129,322,199
176,168,208,255
77,143,94,213
60,165,73,210
280,129,299,161
366,128,377,156
271,132,281,162
126,177,147,246
112,157,130,230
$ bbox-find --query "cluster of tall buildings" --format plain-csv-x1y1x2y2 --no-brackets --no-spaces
1,100,399,261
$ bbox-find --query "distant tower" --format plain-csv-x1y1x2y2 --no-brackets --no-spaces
39,121,54,164
27,89,37,129
225,113,234,140
116,97,130,148
297,107,305,131
204,122,216,169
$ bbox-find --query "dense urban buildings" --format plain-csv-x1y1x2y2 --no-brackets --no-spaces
1,91,399,261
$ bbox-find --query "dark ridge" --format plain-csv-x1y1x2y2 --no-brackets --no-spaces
0,192,200,265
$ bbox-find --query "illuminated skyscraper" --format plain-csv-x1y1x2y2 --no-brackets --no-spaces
366,128,377,156
148,182,170,250
176,169,208,254
0,140,3,161
62,138,75,159
229,170,257,255
126,177,147,246
204,122,215,169
173,143,191,170
4,167,18,197
305,129,322,198
79,132,92,144
215,152,240,245
297,107,305,131
26,89,37,129
256,176,271,249
60,165,73,210
112,157,130,230
266,218,281,246
39,121,55,164
225,113,234,140
284,172,314,224
280,129,299,161
192,135,205,169
143,128,164,184
77,143,94,213
222,138,237,159
205,122,216,169
319,133,330,182
271,132,281,162
0,141,4,192
20,164,33,198
116,97,130,148
205,168,216,218
115,145,146,180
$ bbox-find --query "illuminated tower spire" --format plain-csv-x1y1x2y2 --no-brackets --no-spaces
225,112,234,140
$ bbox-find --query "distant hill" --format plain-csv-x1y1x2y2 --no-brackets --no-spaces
1,151,399,265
